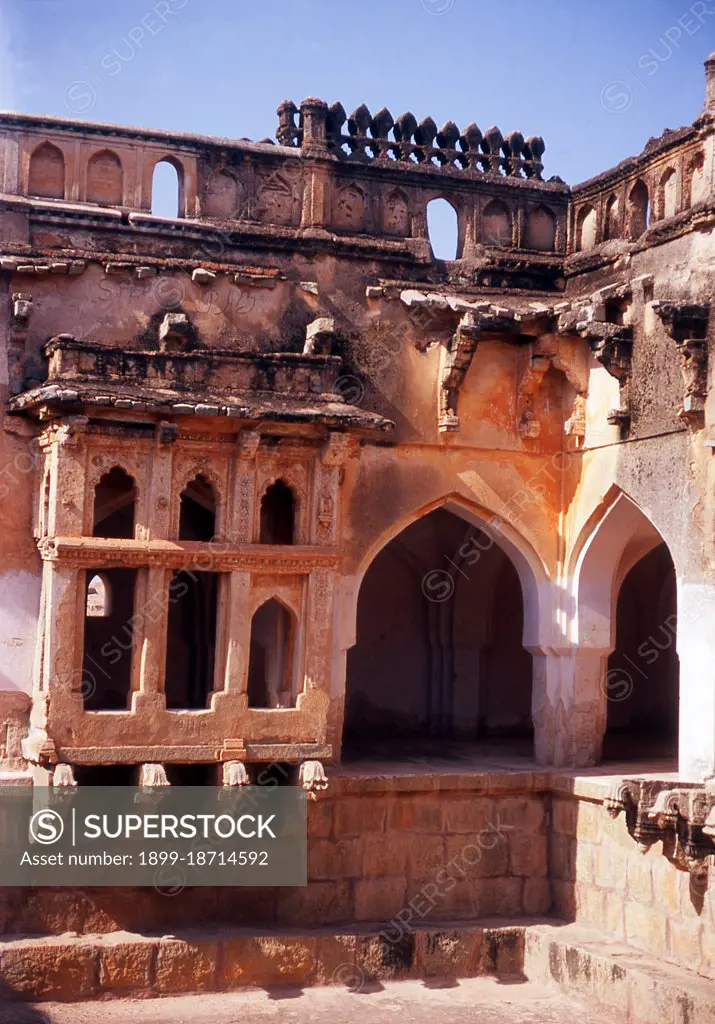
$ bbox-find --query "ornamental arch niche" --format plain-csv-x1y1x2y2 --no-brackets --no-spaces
342,498,551,760
570,490,678,765
28,141,65,199
86,149,123,206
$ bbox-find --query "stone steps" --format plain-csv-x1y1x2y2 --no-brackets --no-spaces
1,918,713,1022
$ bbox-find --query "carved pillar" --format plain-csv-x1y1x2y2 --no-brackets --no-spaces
132,566,170,713
51,418,88,536
231,430,260,543
312,433,353,545
303,569,335,695
146,422,176,540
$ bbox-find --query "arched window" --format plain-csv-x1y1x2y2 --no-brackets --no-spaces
260,480,295,545
86,149,123,206
86,573,111,617
604,195,619,240
658,168,677,220
93,467,136,539
247,599,296,708
576,205,598,250
82,567,137,710
151,158,182,217
482,199,511,248
526,205,556,252
426,197,459,260
28,142,65,199
628,180,650,239
179,475,217,542
164,569,220,709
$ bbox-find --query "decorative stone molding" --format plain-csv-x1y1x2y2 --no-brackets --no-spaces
36,535,340,573
52,763,77,787
139,763,169,787
652,300,710,424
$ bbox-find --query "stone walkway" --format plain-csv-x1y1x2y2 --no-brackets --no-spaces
7,978,613,1024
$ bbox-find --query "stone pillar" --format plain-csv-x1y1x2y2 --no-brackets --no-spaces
705,52,715,115
677,582,715,780
299,98,329,154
221,571,251,697
303,570,335,695
132,567,170,713
51,419,88,536
230,430,259,543
24,563,84,762
145,423,175,540
530,645,611,768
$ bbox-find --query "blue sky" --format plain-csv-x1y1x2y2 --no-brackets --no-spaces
1,0,713,191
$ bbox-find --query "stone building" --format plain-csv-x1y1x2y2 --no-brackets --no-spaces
0,51,715,1018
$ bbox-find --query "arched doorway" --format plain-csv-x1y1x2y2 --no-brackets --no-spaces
604,542,678,760
343,507,533,758
571,490,679,767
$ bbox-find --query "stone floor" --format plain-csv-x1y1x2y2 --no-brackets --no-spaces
8,979,614,1024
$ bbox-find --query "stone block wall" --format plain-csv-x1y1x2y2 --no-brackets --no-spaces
550,785,715,978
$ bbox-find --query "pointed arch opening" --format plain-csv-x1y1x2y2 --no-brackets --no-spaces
343,506,536,760
260,480,295,545
28,142,65,199
151,158,183,218
627,180,650,239
571,491,679,767
427,197,460,260
576,204,598,250
93,467,136,539
179,474,217,542
247,598,297,708
605,542,678,761
658,167,678,220
604,195,620,240
86,573,112,618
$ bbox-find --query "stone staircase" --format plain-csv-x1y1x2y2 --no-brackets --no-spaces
1,919,713,1023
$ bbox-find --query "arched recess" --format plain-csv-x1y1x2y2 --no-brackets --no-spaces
426,197,460,259
93,467,136,539
603,195,619,240
657,167,677,220
526,204,556,251
203,169,241,219
482,199,512,248
342,496,552,759
576,204,598,250
260,480,295,545
247,598,297,708
627,179,650,239
569,489,678,764
179,474,217,541
28,142,65,199
151,157,184,217
86,149,123,205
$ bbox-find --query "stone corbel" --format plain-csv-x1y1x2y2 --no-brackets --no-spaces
438,311,483,432
517,351,551,438
651,301,710,425
237,429,261,461
322,431,355,466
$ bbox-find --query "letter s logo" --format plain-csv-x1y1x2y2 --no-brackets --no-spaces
29,809,65,845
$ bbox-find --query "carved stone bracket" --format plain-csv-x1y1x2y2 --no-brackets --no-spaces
517,353,551,438
606,777,715,873
652,300,710,425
